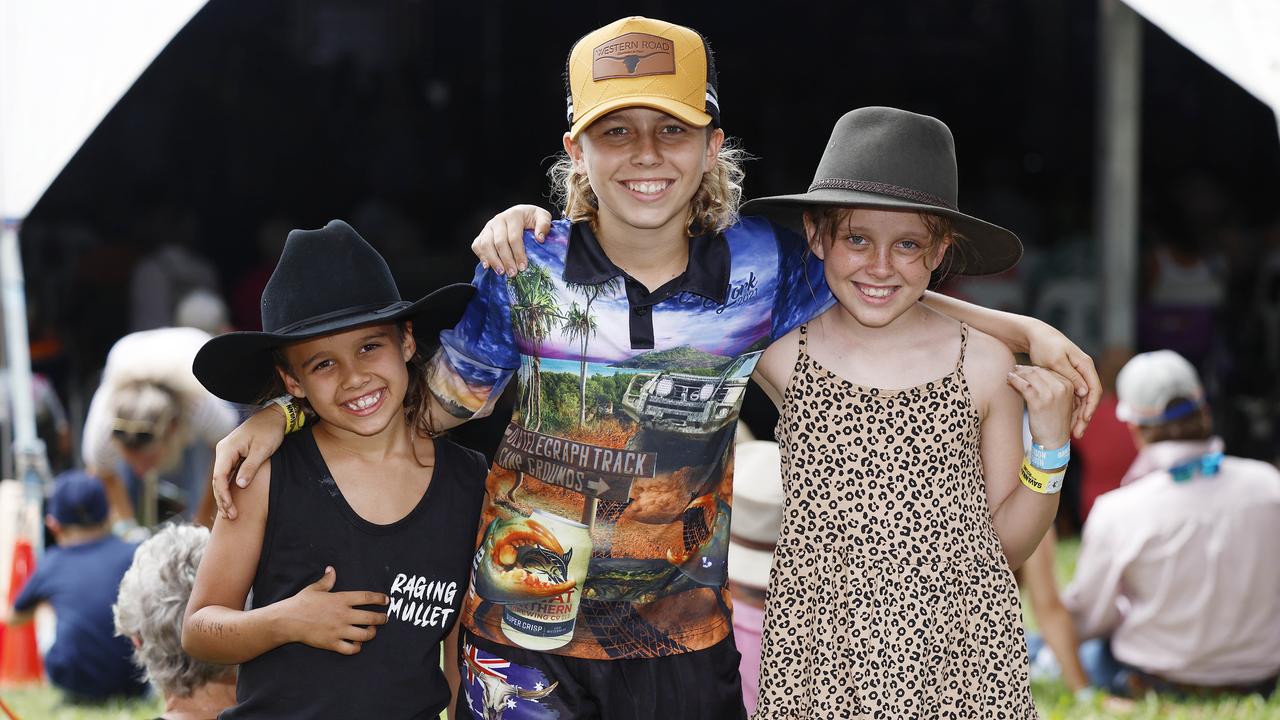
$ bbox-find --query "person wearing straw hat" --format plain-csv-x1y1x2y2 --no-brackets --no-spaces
738,106,1077,717
181,220,485,719
81,325,239,529
725,441,784,717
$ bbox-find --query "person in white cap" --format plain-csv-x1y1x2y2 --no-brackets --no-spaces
1064,350,1280,697
726,441,783,716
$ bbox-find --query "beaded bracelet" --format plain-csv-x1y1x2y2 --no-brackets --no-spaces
1029,439,1071,471
1020,457,1066,495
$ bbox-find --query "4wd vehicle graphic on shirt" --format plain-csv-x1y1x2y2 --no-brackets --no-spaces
620,351,760,435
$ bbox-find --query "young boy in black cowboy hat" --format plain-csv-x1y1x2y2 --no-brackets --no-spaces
181,220,485,719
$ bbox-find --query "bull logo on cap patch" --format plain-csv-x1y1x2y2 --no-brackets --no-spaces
593,32,675,80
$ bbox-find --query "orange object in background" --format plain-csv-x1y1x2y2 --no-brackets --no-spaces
0,539,44,687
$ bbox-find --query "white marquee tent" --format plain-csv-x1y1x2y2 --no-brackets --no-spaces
0,0,208,556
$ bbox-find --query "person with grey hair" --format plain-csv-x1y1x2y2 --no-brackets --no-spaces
82,327,239,528
114,524,235,719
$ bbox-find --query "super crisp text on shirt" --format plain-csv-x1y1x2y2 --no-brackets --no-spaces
386,574,457,628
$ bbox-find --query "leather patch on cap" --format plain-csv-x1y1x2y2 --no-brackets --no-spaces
593,32,675,80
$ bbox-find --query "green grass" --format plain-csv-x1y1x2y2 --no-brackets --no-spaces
0,687,160,719
1022,538,1280,718
3,539,1277,718
1032,679,1280,719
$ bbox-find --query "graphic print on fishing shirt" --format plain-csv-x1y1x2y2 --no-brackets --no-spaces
434,219,830,658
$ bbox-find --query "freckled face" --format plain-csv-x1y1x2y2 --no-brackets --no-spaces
565,107,724,239
278,323,415,438
806,208,950,330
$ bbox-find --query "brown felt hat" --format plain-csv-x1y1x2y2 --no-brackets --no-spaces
742,106,1022,276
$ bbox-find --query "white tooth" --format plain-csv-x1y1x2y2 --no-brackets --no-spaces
629,181,667,194
348,391,379,410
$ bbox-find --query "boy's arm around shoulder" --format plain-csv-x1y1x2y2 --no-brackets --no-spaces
427,257,523,426
922,291,1099,437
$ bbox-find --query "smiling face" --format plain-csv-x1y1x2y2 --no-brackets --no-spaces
277,322,415,439
564,107,724,241
805,207,952,330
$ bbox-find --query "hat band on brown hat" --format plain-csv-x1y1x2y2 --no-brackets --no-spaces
807,179,958,212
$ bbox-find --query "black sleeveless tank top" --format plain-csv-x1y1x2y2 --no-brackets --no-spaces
223,427,486,719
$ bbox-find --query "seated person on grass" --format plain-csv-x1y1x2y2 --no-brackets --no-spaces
3,471,147,702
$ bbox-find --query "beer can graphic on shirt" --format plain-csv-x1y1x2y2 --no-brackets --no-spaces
501,510,592,650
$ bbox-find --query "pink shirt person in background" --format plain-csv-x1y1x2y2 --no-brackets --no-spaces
1064,350,1280,695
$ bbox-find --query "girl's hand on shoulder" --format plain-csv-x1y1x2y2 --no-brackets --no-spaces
1007,365,1075,449
283,567,390,655
211,404,288,521
471,205,553,278
1023,320,1100,438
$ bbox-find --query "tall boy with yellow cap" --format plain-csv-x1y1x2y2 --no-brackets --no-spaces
436,17,802,718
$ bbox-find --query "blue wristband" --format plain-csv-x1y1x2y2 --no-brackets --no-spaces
1029,440,1070,471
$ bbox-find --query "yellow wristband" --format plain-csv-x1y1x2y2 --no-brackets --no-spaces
270,395,303,435
1020,457,1065,495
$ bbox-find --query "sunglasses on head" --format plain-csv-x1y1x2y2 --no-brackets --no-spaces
110,418,161,449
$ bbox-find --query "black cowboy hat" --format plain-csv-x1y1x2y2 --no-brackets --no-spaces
741,106,1022,276
193,219,474,404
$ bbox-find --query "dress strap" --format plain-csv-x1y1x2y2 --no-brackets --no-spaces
956,323,970,376
791,323,811,377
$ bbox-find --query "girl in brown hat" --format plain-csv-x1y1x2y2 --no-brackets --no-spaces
737,107,1075,717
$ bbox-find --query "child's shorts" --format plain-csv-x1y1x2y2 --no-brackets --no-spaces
455,628,747,719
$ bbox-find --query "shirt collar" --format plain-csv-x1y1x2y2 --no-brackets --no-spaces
1120,437,1225,486
562,221,731,305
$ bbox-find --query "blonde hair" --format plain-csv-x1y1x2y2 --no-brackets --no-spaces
549,133,749,236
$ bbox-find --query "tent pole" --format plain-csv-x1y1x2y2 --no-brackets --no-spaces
1095,0,1143,353
1,220,50,553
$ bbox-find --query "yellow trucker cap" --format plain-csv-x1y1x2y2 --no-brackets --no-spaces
565,16,721,140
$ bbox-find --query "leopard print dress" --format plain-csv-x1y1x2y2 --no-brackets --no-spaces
753,324,1037,719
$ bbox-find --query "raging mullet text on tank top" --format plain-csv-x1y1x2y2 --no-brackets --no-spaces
224,427,485,720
